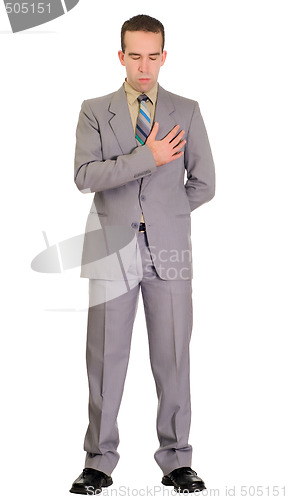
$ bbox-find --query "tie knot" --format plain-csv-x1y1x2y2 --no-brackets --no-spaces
138,94,149,103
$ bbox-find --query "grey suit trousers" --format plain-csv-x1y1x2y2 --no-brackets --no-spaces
83,230,193,476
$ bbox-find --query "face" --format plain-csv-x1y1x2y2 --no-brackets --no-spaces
118,30,167,93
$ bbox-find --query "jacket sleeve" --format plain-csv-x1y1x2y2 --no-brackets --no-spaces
184,101,216,211
74,100,157,193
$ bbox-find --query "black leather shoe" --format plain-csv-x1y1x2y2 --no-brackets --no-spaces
162,466,206,493
69,468,113,495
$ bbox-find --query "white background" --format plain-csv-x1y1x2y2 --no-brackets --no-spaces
1,0,288,498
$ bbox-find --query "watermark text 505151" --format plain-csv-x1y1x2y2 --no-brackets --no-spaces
5,2,51,14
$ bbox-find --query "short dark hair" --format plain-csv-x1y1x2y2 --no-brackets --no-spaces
121,14,165,53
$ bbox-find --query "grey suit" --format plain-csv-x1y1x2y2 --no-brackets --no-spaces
75,84,215,280
74,83,215,476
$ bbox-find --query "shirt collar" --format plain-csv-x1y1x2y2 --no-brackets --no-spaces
124,78,158,105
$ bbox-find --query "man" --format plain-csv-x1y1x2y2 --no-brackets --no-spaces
70,14,215,495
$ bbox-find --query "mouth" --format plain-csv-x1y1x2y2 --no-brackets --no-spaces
138,78,151,82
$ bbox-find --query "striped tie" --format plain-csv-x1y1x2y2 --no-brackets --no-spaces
135,94,151,145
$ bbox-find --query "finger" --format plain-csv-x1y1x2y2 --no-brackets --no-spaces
173,138,186,149
170,131,186,148
171,150,184,160
165,125,180,142
148,122,159,140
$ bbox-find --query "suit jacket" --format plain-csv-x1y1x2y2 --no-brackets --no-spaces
74,84,215,280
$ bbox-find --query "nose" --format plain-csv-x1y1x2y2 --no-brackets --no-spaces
138,58,149,73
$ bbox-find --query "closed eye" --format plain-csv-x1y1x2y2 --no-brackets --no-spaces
129,54,159,61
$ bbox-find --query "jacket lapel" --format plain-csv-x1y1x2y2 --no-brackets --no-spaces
154,84,176,139
108,85,138,154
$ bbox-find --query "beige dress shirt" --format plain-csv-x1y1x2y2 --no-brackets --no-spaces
123,79,158,224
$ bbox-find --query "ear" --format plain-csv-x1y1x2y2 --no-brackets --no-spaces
160,50,167,66
118,50,125,66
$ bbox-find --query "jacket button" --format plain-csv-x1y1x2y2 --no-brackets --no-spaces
140,195,146,201
131,222,138,229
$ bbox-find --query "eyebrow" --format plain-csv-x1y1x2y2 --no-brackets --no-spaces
128,52,161,56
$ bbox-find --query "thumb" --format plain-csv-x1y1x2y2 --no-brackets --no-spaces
148,121,159,140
